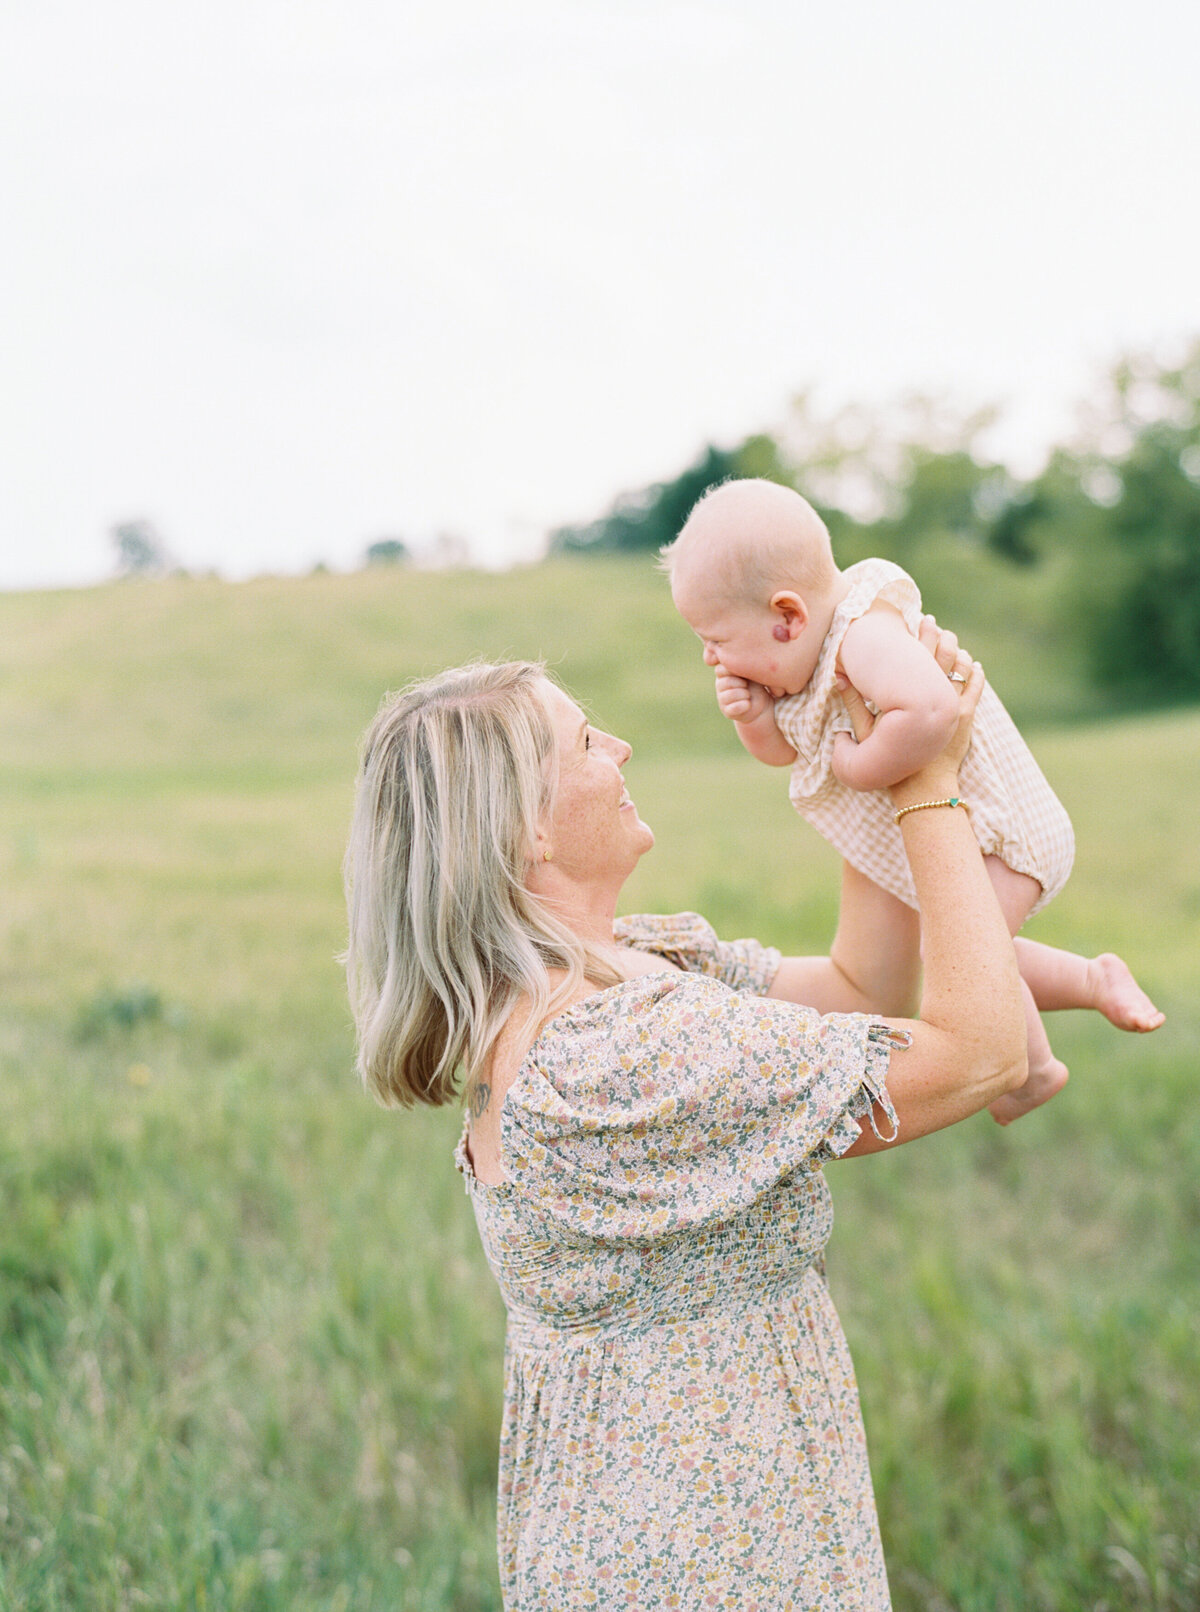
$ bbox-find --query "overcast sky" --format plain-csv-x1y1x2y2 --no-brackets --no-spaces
3,0,1198,588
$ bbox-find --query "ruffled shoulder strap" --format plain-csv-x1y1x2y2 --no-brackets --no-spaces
775,557,925,775
614,912,781,996
838,557,924,636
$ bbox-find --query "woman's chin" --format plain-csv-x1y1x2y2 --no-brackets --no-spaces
619,811,654,861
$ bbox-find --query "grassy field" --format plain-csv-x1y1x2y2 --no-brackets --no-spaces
0,557,1197,1610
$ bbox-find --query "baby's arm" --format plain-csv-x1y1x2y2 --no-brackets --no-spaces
714,667,797,767
832,604,960,792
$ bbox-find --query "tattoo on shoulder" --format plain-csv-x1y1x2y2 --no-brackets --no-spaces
470,1082,491,1120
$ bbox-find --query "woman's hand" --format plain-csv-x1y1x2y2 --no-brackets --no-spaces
915,615,975,769
888,657,983,811
836,615,978,775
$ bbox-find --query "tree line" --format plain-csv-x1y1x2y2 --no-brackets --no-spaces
551,342,1200,705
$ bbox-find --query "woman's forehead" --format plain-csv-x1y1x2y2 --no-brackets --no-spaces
539,679,585,729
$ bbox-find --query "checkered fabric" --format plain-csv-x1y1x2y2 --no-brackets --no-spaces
773,558,1075,916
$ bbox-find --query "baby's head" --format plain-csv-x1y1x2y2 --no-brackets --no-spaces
660,479,841,699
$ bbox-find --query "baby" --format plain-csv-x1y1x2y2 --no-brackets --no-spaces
662,477,1163,1122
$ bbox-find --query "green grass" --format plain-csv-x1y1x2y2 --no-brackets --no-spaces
1,559,1197,1609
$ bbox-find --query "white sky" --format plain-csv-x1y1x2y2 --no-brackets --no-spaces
2,0,1198,588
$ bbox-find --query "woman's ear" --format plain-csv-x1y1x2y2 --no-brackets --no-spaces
769,590,809,640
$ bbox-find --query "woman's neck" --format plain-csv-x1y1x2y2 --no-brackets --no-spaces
536,872,623,952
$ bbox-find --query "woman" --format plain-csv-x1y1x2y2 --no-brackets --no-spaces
343,645,1027,1610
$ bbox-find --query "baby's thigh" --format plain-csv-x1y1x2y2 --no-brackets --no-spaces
842,862,920,952
983,855,1042,934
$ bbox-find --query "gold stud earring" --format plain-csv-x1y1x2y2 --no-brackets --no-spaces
542,849,552,862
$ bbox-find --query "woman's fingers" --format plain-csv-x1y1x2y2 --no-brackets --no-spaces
839,628,979,756
959,657,985,713
838,676,876,743
918,613,968,678
943,659,985,767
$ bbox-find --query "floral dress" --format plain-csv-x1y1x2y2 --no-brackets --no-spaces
456,913,902,1610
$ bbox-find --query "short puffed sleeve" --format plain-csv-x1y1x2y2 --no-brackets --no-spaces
501,973,900,1243
613,911,781,996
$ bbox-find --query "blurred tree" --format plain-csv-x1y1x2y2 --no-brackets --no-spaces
365,538,411,567
986,488,1048,566
112,519,172,578
870,443,1007,566
990,342,1200,700
427,531,470,569
550,444,740,554
550,438,803,555
779,394,1008,576
1071,344,1200,698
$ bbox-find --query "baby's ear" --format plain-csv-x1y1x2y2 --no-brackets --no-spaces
769,590,809,639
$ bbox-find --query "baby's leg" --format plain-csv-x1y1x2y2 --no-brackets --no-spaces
984,856,1164,1123
1013,937,1165,1031
832,862,922,1017
984,859,1069,1125
986,856,1164,1031
987,976,1070,1125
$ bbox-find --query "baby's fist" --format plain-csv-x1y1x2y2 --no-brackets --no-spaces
715,667,771,723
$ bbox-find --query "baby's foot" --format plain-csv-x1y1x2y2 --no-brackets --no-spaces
988,1054,1069,1127
1086,953,1165,1032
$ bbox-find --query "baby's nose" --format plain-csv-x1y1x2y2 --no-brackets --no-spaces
702,643,718,667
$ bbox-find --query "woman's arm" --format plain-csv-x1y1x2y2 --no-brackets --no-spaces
839,662,1027,1154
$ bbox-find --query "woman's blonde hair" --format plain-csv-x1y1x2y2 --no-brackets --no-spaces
343,661,619,1108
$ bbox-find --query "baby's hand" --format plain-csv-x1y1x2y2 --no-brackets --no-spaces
715,667,773,724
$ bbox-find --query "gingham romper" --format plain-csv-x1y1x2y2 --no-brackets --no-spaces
773,557,1075,916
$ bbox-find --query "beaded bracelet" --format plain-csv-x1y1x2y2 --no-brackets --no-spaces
893,796,967,824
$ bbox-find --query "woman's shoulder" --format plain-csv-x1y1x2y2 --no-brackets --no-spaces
490,966,718,1113
463,972,669,1187
495,983,899,1233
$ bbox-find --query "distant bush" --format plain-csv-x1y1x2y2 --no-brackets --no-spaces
365,538,411,567
112,518,173,578
75,984,167,1040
